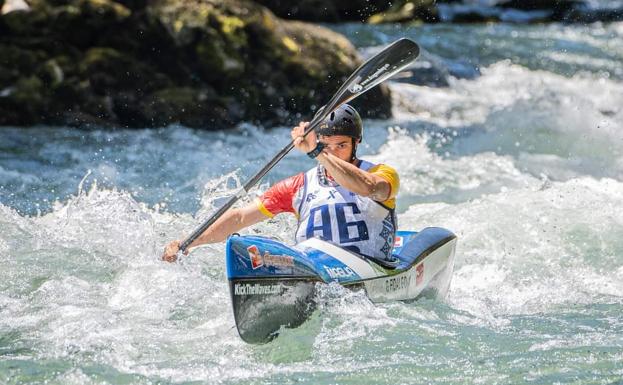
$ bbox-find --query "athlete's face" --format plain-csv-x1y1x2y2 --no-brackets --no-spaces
319,135,355,162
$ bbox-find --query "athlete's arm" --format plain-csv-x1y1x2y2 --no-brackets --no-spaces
162,173,303,263
162,203,266,262
291,121,394,202
316,152,392,202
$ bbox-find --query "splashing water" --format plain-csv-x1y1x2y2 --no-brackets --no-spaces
2,22,623,385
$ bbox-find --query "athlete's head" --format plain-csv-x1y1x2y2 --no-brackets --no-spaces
315,104,363,162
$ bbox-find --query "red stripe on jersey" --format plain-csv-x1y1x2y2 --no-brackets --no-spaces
258,172,305,216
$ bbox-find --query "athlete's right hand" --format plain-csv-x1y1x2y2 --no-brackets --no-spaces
291,121,317,154
162,240,188,263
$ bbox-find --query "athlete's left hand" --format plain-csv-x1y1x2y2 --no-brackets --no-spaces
161,240,188,263
291,122,318,154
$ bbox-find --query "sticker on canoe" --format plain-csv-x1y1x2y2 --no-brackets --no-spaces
323,266,355,280
385,275,410,293
247,245,294,269
234,283,282,296
416,263,424,285
394,236,403,248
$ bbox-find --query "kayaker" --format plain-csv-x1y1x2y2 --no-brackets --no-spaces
162,104,399,262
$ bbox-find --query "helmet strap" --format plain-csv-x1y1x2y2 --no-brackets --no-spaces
350,138,358,163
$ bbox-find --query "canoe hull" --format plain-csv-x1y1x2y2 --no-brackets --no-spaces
229,279,317,343
363,238,456,302
226,227,457,343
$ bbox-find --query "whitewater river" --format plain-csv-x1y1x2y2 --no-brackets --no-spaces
1,21,623,384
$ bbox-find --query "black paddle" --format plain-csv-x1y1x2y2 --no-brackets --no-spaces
178,38,420,253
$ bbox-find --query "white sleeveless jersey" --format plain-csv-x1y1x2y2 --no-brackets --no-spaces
293,160,397,260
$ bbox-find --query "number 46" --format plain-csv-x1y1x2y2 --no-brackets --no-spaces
306,203,370,244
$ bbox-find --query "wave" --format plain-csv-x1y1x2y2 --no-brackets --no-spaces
390,60,623,180
399,177,623,322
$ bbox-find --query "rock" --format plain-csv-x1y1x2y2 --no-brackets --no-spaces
277,20,391,119
1,0,30,14
391,50,480,88
496,0,622,23
38,59,65,86
368,0,439,24
0,0,393,129
254,0,621,25
496,0,581,12
561,7,623,23
448,10,501,23
78,47,170,94
50,0,132,49
0,76,44,125
254,0,392,22
496,0,583,21
138,87,232,127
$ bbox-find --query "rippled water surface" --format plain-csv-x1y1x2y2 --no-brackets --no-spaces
1,22,622,385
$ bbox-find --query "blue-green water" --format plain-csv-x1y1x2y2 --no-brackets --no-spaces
1,22,623,384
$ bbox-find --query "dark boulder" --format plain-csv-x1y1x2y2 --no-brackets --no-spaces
363,0,618,24
496,0,581,21
0,0,393,129
496,0,582,12
368,0,440,24
560,7,623,23
392,50,480,88
254,0,392,22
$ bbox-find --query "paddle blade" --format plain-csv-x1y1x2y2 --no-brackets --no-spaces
307,38,420,129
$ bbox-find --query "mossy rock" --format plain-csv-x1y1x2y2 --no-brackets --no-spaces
194,29,246,85
496,0,585,21
36,59,65,87
136,86,232,128
254,0,393,22
79,47,172,94
0,76,45,125
83,0,131,18
368,0,439,24
450,11,502,23
1,0,394,128
0,45,47,83
497,0,581,11
281,21,358,79
45,0,131,48
277,20,391,120
10,76,45,104
0,5,50,36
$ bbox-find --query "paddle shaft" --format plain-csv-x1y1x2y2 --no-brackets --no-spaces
179,122,317,252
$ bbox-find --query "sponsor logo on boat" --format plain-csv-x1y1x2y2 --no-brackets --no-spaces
248,245,263,269
323,266,355,280
416,263,424,285
234,283,282,296
386,275,410,293
247,245,295,270
394,236,403,248
360,63,390,87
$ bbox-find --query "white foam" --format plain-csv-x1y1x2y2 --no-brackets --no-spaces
398,177,623,322
390,60,623,180
364,128,538,203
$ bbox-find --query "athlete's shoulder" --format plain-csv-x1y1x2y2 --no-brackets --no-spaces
368,163,399,206
256,173,305,217
276,172,305,190
370,163,398,176
369,163,400,185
